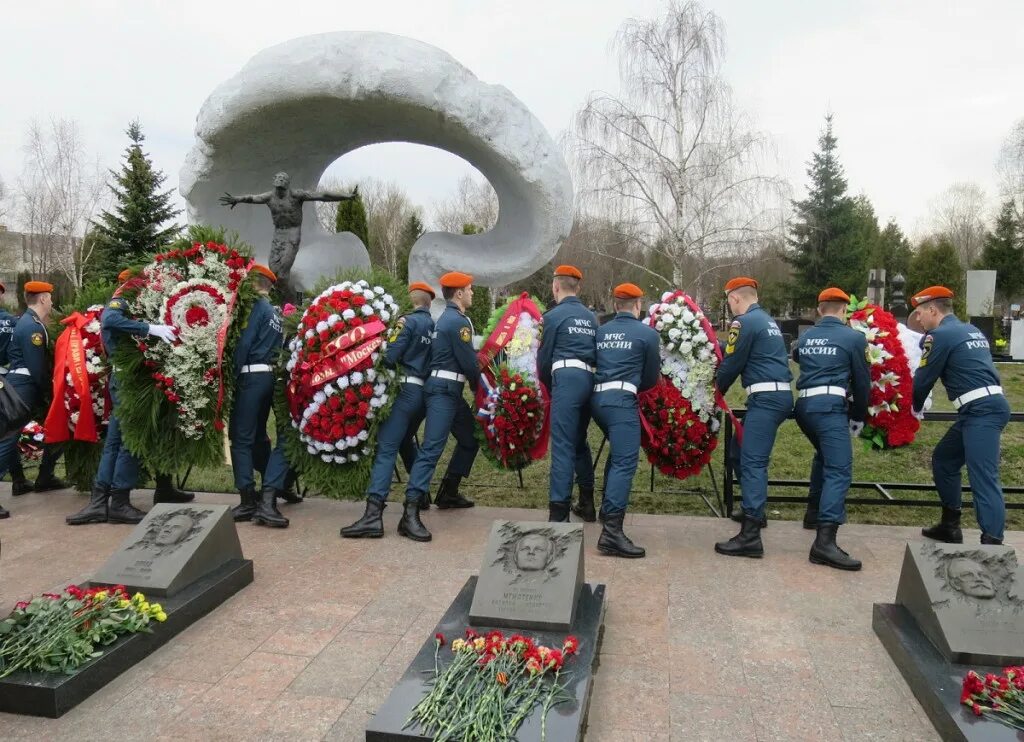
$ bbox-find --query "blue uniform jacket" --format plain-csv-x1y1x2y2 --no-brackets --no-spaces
792,316,871,422
0,309,18,367
594,312,660,394
716,303,792,394
385,306,433,378
537,296,598,389
102,296,149,357
430,302,480,390
232,297,283,375
913,314,1001,412
9,308,50,396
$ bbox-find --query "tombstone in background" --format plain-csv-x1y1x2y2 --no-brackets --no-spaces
866,268,887,307
888,273,909,323
967,270,997,344
1012,318,1024,360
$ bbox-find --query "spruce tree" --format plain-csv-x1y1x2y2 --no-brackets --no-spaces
873,220,914,279
977,200,1024,302
908,236,966,314
787,115,869,305
396,213,424,283
335,189,369,247
88,121,180,283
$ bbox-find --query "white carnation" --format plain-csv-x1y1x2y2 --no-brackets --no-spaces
328,313,340,326
374,286,386,295
316,320,328,334
383,293,394,304
350,371,364,385
342,309,356,320
380,310,391,323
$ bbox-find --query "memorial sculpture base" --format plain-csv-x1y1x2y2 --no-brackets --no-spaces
0,559,253,718
365,577,606,742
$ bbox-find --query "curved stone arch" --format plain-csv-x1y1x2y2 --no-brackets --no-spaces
180,31,573,295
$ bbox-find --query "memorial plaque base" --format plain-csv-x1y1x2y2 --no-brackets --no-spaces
0,558,253,718
873,603,1019,742
366,576,606,742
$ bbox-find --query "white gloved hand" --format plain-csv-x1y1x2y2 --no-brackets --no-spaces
923,394,934,412
849,420,865,438
912,407,926,421
147,324,177,344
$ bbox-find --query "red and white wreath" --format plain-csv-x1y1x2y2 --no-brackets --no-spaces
66,305,108,432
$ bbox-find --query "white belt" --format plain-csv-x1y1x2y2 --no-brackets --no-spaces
553,359,595,373
400,375,425,386
9,368,30,376
952,385,1003,410
240,364,272,374
594,381,638,395
745,381,789,394
0,367,7,376
431,370,466,383
798,385,846,399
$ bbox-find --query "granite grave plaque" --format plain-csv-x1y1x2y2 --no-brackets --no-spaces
468,520,584,632
90,503,243,598
895,542,1024,666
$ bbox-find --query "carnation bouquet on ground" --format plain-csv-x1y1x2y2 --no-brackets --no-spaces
276,270,408,498
961,667,1024,732
407,628,578,742
474,293,549,471
111,226,258,472
640,290,728,480
17,421,46,463
847,296,920,449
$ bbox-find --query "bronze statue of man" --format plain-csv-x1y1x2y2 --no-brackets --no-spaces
220,172,357,297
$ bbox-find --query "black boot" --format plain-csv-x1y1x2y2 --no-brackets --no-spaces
597,512,645,558
11,478,32,497
398,501,432,542
341,498,386,538
108,488,146,524
714,515,764,558
803,506,818,530
809,523,861,571
549,501,570,522
66,485,109,525
0,505,9,519
434,475,474,509
730,505,767,528
922,506,963,544
571,486,596,522
981,533,1004,545
253,487,289,528
153,474,195,504
231,485,258,522
32,475,67,493
277,485,303,504
418,491,431,511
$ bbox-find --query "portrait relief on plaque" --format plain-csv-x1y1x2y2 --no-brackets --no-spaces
921,543,1024,614
126,508,216,558
491,523,583,586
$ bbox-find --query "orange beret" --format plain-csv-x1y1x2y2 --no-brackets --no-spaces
439,271,473,289
910,285,954,308
0,282,5,294
251,264,277,283
24,281,54,294
817,287,850,304
554,265,583,280
613,283,644,300
724,277,758,294
117,269,134,283
408,281,436,299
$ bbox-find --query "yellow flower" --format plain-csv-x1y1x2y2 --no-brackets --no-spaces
451,639,466,652
132,592,145,603
118,599,130,608
93,590,107,601
155,611,168,622
150,603,163,614
473,637,486,652
140,602,150,613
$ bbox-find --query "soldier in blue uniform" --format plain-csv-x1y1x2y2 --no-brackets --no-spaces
537,265,598,522
909,285,1011,545
402,271,480,539
791,287,870,570
342,281,437,539
66,273,177,525
714,277,793,558
0,282,31,499
229,265,288,528
591,283,660,558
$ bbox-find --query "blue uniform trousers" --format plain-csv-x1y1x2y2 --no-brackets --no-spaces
591,392,639,515
94,380,141,490
548,369,594,503
794,402,851,524
736,390,792,520
229,372,275,491
933,395,1011,540
367,381,425,501
405,379,478,499
263,433,289,491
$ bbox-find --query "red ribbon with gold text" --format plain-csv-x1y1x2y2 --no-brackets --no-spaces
288,320,388,416
44,311,101,443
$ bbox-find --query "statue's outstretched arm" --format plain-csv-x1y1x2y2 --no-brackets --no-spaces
219,191,273,207
296,185,358,203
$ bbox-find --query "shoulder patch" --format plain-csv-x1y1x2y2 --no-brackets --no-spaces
725,320,741,355
388,316,406,343
459,326,472,343
919,334,933,367
31,332,44,347
108,298,125,310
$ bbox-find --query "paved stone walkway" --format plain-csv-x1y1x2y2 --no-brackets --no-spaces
0,488,966,740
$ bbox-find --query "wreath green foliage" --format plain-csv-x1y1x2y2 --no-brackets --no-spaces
111,225,258,475
480,294,547,340
273,267,412,499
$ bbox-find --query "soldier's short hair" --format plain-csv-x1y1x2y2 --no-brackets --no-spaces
441,286,457,301
818,300,846,315
613,296,640,312
732,285,758,301
554,275,580,292
409,288,432,307
932,297,954,313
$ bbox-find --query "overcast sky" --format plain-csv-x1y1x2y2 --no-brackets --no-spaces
2,0,1022,239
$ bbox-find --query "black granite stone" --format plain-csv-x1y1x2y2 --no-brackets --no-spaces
90,503,244,597
873,603,1020,742
366,576,606,742
0,558,253,718
469,521,585,632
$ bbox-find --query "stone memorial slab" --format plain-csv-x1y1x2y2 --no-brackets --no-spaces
90,503,243,597
468,520,584,632
966,270,997,316
895,542,1024,666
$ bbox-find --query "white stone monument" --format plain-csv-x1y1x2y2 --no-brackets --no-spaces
966,270,997,316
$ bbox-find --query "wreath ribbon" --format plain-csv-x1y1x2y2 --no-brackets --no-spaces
44,311,100,443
